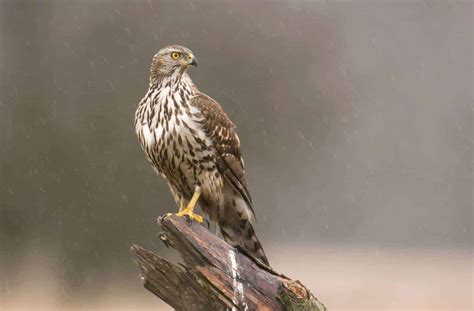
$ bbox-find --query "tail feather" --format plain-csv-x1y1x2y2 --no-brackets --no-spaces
217,185,270,266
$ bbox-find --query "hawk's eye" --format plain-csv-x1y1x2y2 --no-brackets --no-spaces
171,52,181,60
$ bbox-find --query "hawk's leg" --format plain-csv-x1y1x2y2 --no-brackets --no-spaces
176,186,204,223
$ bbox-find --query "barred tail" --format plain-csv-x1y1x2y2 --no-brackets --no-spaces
217,186,270,266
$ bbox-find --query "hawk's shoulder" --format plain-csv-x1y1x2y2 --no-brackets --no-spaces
190,92,254,211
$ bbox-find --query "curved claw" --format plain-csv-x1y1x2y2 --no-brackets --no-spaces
174,186,203,223
176,208,204,223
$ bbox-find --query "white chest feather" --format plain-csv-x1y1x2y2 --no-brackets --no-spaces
135,73,224,205
136,78,214,172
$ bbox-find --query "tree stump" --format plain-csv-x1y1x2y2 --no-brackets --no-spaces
131,214,327,310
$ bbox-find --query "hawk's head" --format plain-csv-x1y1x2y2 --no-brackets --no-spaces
150,45,198,80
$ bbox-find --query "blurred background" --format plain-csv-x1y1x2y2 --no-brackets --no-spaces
0,0,472,310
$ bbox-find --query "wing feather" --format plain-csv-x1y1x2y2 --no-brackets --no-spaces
190,93,254,216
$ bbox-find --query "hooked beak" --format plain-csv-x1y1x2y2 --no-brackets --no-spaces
188,54,198,67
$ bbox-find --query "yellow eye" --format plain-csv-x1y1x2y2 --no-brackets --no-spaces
171,52,180,60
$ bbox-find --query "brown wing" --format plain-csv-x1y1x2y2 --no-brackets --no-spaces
190,93,254,214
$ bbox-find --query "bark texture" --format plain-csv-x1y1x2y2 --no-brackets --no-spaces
131,214,326,311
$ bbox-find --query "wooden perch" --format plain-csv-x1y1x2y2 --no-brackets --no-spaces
131,214,327,311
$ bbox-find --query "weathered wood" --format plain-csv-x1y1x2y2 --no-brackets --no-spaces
131,214,326,311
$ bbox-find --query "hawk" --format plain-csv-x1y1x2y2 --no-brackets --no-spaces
135,45,269,265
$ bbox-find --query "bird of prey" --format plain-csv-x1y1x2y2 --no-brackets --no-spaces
135,45,269,265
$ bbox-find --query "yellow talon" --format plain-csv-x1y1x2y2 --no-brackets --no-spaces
176,208,204,223
176,186,204,223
